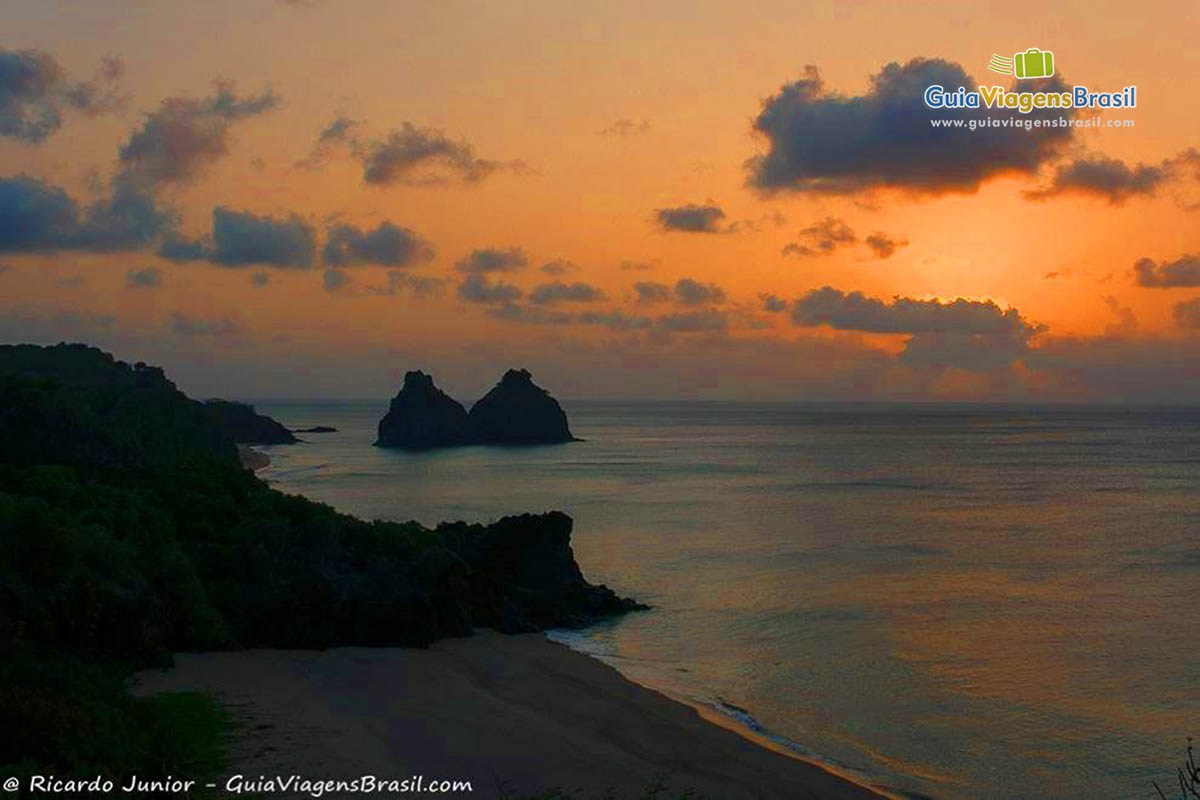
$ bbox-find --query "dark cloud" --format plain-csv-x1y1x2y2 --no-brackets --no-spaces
322,220,433,267
654,203,727,234
865,232,909,259
897,330,1032,372
578,310,654,330
634,281,671,304
487,303,576,325
454,247,528,274
782,216,856,257
323,268,351,292
657,309,729,332
1174,297,1200,329
366,270,449,297
747,60,1073,195
529,281,606,305
0,174,174,254
791,287,1038,336
600,118,651,137
170,311,240,337
294,115,361,170
1025,154,1174,204
759,293,788,312
620,259,655,271
360,122,520,185
119,79,280,186
0,48,125,143
251,271,270,287
158,206,316,269
1133,254,1200,288
540,258,579,276
456,273,522,304
1102,295,1138,337
673,278,726,306
125,266,163,289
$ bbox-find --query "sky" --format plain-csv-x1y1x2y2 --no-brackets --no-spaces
2,0,1199,402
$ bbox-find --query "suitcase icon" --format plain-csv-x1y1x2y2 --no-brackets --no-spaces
1014,48,1054,79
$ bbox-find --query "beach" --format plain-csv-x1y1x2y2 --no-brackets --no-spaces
236,444,271,471
134,631,883,799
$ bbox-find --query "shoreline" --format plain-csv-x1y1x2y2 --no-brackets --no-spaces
135,631,885,799
236,443,271,471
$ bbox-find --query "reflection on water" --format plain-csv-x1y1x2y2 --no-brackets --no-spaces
252,400,1200,800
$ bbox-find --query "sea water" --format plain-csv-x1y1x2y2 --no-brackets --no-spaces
250,400,1200,800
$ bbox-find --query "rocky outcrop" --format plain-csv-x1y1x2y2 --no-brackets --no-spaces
375,370,472,449
439,511,647,632
468,368,577,445
376,368,577,449
202,399,298,445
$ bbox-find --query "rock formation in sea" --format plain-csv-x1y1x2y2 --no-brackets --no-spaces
375,370,473,449
202,399,298,445
468,368,577,445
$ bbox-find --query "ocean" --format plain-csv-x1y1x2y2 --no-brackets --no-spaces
250,400,1200,800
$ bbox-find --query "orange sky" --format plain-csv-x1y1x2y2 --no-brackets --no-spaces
2,0,1199,401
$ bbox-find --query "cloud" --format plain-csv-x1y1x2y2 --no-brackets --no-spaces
360,122,520,185
529,281,606,305
454,246,527,274
323,268,351,292
1133,254,1200,288
158,206,316,268
759,292,788,312
673,278,726,306
1102,295,1138,336
782,216,856,257
897,330,1033,372
746,60,1073,195
294,115,361,170
791,287,1038,336
322,220,434,267
0,174,174,254
1174,297,1200,329
251,271,270,287
657,308,729,332
119,79,280,187
540,258,579,276
578,310,654,330
0,48,125,143
487,303,576,325
634,281,671,304
456,273,522,304
620,259,655,271
125,266,163,288
865,232,909,259
1025,154,1177,204
654,203,727,233
366,270,449,297
600,118,651,137
170,311,240,337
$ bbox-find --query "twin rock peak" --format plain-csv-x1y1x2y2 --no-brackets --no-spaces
375,368,578,450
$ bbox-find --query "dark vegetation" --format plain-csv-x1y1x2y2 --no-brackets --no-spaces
1155,739,1200,799
0,343,641,782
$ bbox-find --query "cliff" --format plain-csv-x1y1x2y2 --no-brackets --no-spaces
202,399,297,445
375,370,473,449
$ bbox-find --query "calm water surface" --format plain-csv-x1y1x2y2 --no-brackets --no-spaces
251,400,1200,800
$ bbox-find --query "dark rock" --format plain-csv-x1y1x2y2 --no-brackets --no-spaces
468,368,577,445
292,425,337,433
201,399,298,445
437,511,647,632
375,370,472,449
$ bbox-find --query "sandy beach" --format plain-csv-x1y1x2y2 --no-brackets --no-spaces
236,444,271,471
134,632,884,799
